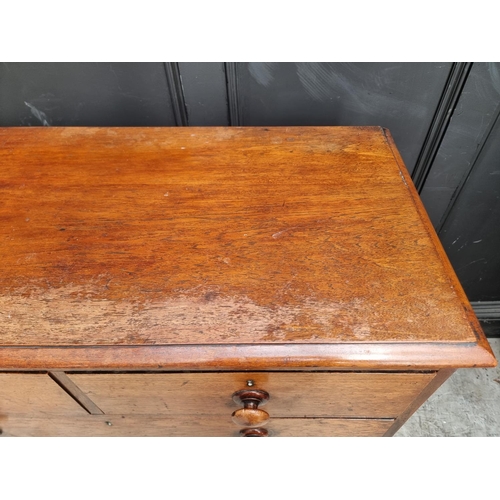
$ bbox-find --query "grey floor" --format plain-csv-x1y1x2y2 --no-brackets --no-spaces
396,337,500,436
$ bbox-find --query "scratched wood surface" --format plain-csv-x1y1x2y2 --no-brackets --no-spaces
0,126,487,348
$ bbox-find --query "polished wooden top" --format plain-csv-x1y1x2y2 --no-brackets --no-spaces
0,127,495,369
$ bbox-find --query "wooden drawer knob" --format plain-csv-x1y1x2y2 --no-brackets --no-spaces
231,389,270,427
240,428,269,437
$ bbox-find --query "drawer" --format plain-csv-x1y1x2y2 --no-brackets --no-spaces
67,372,435,418
0,373,87,417
0,414,394,437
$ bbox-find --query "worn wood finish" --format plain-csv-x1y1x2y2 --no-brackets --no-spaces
0,127,483,345
383,129,494,356
66,372,434,418
0,126,496,437
0,414,394,437
0,373,87,416
0,126,494,371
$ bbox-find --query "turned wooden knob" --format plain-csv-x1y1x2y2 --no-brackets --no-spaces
240,428,269,437
231,389,270,427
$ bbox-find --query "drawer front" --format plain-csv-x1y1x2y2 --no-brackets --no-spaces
0,414,394,437
0,373,87,417
67,372,434,418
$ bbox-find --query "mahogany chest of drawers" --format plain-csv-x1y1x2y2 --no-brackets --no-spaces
0,126,495,437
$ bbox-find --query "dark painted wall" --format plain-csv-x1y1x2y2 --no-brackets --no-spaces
0,63,176,126
1,62,498,323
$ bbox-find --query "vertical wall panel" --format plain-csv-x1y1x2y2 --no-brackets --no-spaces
420,63,500,228
178,63,229,126
439,114,500,301
0,63,175,126
164,62,188,126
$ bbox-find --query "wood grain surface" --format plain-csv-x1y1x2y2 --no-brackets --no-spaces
66,372,434,418
0,373,87,416
0,126,495,370
0,414,394,437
